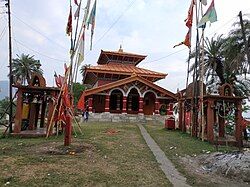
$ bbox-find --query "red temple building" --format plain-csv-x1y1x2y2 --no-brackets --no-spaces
78,47,177,117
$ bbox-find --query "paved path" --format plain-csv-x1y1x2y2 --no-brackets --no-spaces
137,124,191,187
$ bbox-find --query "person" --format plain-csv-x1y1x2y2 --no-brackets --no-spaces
84,107,89,122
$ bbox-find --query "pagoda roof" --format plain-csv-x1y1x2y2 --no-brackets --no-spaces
83,64,167,84
86,64,166,77
82,74,176,99
97,49,147,66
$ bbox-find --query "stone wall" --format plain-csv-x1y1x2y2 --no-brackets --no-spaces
87,112,168,124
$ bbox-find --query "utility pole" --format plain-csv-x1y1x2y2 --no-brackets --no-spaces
239,11,250,71
6,0,13,133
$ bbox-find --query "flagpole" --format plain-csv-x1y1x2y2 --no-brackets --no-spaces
191,0,201,137
7,0,13,133
70,0,83,92
200,3,205,141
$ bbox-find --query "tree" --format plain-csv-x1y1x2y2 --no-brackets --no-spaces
0,97,15,126
189,35,225,88
188,18,250,97
12,54,43,85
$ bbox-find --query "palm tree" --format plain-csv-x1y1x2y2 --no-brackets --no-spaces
189,33,250,96
189,35,225,86
12,54,43,85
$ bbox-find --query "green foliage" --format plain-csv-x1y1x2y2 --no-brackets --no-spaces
12,53,43,85
0,97,17,125
189,18,250,97
72,82,85,105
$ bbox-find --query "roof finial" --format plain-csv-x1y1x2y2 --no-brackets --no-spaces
118,44,123,53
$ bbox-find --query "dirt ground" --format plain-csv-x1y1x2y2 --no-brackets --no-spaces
181,149,250,187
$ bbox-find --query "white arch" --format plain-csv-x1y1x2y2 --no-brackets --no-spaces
126,86,142,97
109,87,126,96
142,90,158,98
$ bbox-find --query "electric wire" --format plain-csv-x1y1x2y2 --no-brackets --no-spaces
83,0,137,59
92,0,137,48
139,14,241,66
12,13,68,51
13,38,69,64
0,24,6,40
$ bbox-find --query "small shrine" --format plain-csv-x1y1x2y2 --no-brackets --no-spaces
78,47,177,115
12,73,60,137
177,83,245,147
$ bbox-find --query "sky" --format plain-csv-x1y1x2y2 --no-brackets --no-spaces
0,0,250,93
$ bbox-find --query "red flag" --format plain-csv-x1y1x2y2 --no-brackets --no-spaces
66,6,72,36
63,85,71,108
183,29,191,48
55,75,65,88
173,29,191,48
74,0,79,6
185,0,195,29
77,92,85,110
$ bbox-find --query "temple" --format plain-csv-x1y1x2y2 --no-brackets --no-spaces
79,46,176,115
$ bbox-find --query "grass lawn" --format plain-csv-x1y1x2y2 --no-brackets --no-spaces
144,122,237,187
0,122,171,187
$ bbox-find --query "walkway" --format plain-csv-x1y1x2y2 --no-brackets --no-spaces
137,124,191,187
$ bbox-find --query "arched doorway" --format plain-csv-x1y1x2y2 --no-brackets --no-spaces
127,88,139,114
143,92,156,115
110,89,123,113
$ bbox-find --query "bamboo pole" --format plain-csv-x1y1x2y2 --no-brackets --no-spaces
200,4,205,141
46,68,70,138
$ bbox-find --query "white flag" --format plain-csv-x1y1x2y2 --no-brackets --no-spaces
77,31,85,66
201,0,207,6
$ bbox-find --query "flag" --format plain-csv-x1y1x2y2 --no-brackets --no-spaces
66,6,72,36
198,0,217,28
74,0,79,6
185,0,195,29
77,92,85,110
83,0,91,26
173,29,191,48
77,29,85,66
74,5,80,19
87,0,97,50
200,0,207,6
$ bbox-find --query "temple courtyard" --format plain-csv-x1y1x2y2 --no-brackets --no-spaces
0,122,249,187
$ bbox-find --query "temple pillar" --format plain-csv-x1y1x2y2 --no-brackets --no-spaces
218,117,225,138
14,90,23,133
139,97,143,114
116,94,121,111
178,100,183,131
128,95,132,112
122,96,127,114
235,101,243,147
207,100,215,143
40,98,47,128
88,97,93,113
28,102,38,130
105,95,110,112
155,98,160,115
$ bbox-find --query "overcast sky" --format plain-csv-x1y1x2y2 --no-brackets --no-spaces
0,0,250,92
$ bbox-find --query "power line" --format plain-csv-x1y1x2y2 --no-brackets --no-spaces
13,38,69,63
140,15,239,66
139,48,188,66
0,24,6,40
92,0,137,48
12,13,68,51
